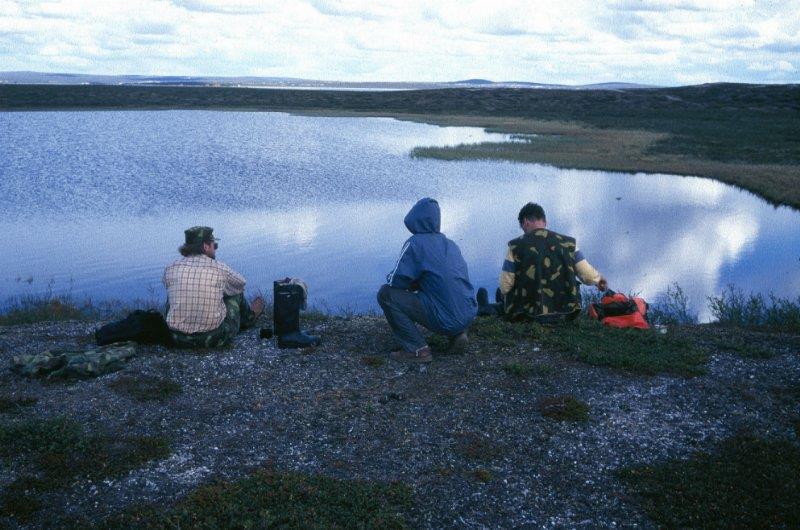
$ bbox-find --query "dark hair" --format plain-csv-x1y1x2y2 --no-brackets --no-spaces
517,202,546,225
178,242,204,257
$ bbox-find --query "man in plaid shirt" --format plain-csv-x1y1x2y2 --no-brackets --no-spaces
163,226,264,348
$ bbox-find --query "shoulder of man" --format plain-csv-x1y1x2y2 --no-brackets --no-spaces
211,259,238,272
165,256,191,270
507,234,525,247
544,228,575,242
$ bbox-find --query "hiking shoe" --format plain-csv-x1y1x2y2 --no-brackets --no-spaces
449,331,469,354
251,296,265,320
390,346,432,363
476,287,489,307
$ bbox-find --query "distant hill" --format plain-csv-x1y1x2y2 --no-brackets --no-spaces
0,71,661,90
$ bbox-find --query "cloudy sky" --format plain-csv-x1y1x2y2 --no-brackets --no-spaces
1,0,798,85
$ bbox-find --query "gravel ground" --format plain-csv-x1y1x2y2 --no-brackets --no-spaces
0,317,798,529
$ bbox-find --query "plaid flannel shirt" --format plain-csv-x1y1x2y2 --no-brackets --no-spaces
163,255,246,334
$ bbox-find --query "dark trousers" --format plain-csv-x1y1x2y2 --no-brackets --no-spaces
170,293,257,349
377,284,431,352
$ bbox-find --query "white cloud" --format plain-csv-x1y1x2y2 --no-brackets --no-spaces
749,60,796,73
169,0,273,14
0,0,798,83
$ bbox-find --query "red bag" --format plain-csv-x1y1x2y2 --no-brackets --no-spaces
588,291,650,330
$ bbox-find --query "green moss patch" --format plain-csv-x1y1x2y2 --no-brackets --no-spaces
471,318,543,350
107,375,183,402
361,355,385,368
0,395,37,414
538,395,590,422
0,417,170,522
619,436,800,528
712,338,776,359
472,317,707,376
104,469,413,529
454,432,501,462
472,469,493,483
541,319,708,376
502,360,554,378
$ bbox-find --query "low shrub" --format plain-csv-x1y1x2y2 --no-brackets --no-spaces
0,417,170,522
471,318,544,349
541,319,708,376
0,395,37,414
709,285,800,333
649,283,698,326
0,294,92,325
502,361,554,378
107,375,182,402
103,469,413,529
472,469,493,482
712,338,776,359
0,280,163,326
454,432,501,462
619,436,800,528
538,395,590,421
362,355,385,368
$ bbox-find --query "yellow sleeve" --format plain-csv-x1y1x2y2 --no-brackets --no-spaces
499,247,515,295
575,258,602,286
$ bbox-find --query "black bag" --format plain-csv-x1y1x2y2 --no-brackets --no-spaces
95,310,172,346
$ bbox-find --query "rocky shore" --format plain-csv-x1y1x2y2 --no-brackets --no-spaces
1,315,798,528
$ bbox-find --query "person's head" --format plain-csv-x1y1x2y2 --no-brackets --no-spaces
404,197,441,235
179,226,219,258
517,202,547,233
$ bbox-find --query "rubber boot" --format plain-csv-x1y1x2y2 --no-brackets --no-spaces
476,287,502,317
273,281,321,348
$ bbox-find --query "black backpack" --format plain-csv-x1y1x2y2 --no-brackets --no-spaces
95,310,172,346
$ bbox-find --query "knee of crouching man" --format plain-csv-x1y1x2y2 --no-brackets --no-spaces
377,284,391,306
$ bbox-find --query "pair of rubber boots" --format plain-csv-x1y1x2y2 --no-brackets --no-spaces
476,287,504,316
273,281,321,348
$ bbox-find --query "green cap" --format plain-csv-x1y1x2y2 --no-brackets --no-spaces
184,226,218,246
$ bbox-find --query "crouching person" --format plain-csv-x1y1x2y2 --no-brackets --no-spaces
378,198,477,363
164,226,264,348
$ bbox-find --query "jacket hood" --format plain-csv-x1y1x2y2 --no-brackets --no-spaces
404,198,441,234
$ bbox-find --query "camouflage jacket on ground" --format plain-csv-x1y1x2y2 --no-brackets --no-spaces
503,228,581,322
11,342,137,379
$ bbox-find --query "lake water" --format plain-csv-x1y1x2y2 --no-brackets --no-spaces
1,110,798,321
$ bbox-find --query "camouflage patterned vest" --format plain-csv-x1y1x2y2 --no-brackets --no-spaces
503,229,581,322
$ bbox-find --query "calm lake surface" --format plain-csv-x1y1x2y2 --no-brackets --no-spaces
1,110,798,321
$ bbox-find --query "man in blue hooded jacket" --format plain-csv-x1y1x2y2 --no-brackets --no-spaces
378,198,477,362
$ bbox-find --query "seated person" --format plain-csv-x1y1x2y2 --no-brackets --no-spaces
163,226,264,348
477,203,607,322
378,198,477,363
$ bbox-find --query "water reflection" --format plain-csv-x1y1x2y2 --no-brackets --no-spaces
0,111,797,321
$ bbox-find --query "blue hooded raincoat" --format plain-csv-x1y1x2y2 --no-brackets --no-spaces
386,198,477,335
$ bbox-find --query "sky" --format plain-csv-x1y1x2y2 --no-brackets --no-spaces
0,0,798,85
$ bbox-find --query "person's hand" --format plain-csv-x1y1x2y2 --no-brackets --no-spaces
597,277,608,292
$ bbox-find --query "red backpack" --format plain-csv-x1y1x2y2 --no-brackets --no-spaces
588,291,650,330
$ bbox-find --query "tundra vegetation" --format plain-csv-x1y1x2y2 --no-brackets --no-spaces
1,289,798,526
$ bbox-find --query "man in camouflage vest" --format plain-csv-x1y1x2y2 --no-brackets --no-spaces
163,226,264,348
479,203,607,323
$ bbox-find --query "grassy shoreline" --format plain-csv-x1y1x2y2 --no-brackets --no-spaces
2,83,799,209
